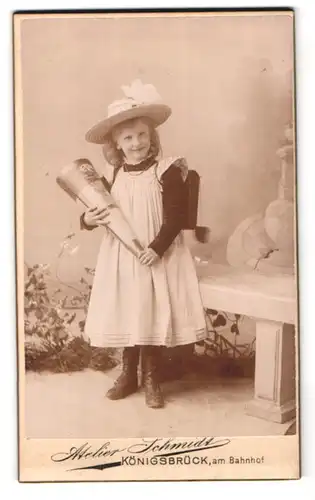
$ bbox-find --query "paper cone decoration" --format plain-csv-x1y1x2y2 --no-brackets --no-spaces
56,159,143,257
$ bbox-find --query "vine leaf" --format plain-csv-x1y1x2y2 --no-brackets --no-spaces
212,314,227,328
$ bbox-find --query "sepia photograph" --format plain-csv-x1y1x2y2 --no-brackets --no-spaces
14,10,299,481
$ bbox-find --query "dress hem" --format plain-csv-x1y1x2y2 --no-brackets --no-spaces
87,328,208,349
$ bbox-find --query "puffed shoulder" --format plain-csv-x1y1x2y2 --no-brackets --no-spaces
156,156,188,181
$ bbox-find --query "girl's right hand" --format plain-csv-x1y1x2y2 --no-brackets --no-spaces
83,207,110,227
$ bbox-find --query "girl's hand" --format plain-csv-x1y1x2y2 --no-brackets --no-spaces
138,247,160,266
83,207,110,227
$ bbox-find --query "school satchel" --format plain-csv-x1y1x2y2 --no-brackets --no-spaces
157,156,210,243
183,169,200,229
183,169,209,243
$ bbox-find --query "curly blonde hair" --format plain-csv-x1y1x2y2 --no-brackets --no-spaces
101,117,162,168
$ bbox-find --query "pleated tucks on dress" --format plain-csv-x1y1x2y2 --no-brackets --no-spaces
84,157,207,348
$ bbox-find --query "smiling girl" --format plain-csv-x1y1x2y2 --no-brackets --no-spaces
81,81,207,409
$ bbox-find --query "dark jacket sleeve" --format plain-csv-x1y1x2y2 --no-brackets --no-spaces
79,175,113,231
148,165,186,257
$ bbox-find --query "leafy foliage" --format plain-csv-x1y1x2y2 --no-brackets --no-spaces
203,308,255,360
24,263,118,373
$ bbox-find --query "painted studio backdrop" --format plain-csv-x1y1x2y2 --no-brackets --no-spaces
18,13,297,444
21,15,294,275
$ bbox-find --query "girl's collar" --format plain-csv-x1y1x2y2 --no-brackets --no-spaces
123,154,158,172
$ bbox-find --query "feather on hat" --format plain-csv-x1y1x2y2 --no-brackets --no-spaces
85,80,172,144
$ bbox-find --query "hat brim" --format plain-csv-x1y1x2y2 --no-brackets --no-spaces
85,103,172,144
226,214,275,268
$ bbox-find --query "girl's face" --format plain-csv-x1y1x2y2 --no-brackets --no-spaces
113,119,151,164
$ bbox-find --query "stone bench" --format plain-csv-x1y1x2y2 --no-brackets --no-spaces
198,263,298,424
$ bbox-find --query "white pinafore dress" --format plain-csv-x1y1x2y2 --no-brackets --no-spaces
84,157,207,348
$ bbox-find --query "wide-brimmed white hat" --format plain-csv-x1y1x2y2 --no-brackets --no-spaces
226,213,276,268
85,80,172,144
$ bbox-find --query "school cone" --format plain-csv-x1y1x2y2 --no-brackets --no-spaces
56,158,143,257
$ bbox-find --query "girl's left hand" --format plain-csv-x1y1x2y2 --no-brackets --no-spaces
138,247,160,266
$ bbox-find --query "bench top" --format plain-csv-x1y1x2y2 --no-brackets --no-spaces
198,263,298,324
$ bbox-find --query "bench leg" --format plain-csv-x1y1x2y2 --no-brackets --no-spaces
246,320,296,423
